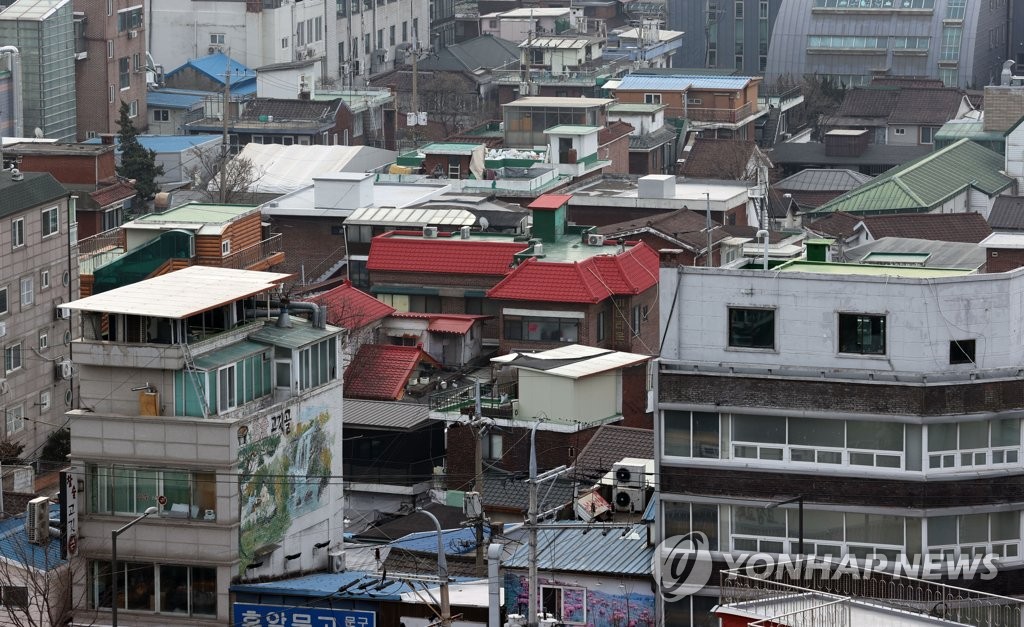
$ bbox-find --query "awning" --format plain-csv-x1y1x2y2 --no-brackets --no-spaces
428,318,476,335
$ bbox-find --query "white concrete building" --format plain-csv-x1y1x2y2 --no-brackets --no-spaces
147,0,427,86
63,266,345,626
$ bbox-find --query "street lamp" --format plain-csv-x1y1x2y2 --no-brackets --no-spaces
765,496,804,557
111,506,158,627
417,508,452,627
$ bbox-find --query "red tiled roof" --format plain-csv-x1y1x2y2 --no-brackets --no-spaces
367,233,525,275
528,194,573,211
304,281,395,330
343,344,440,401
89,181,136,207
486,243,660,303
598,120,633,145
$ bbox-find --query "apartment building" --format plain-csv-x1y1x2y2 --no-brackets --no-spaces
655,254,1024,624
63,266,345,625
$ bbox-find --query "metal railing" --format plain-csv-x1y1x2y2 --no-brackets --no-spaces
78,226,124,258
221,233,283,270
720,558,1024,627
428,380,519,413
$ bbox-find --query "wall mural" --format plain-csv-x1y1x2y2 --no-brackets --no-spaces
505,573,656,627
238,402,335,574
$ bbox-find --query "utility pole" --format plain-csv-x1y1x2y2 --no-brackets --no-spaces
219,51,231,204
704,191,712,267
527,422,540,627
419,509,453,627
473,381,485,574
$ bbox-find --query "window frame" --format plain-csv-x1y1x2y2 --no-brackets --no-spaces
41,206,59,238
5,403,23,435
837,312,886,355
11,218,24,249
20,276,33,307
727,306,776,350
0,287,7,315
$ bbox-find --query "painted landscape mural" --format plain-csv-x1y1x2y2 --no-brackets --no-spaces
505,573,656,627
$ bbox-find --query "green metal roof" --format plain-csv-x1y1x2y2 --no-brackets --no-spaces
776,260,973,278
813,139,1012,215
249,320,338,350
934,120,1004,143
543,125,601,135
417,142,482,155
134,202,257,225
194,340,268,370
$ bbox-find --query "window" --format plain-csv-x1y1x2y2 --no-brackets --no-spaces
894,127,906,136
315,16,322,40
596,310,606,342
0,586,27,609
153,109,169,122
297,337,338,391
0,288,6,315
364,34,370,54
20,277,33,306
813,0,934,7
218,365,237,412
102,207,123,231
108,85,115,104
808,35,884,49
946,0,965,18
728,307,775,349
87,465,217,520
129,100,138,118
644,93,662,104
928,512,1020,560
540,585,586,623
413,18,418,39
950,339,975,364
11,218,24,248
403,21,408,42
119,58,130,89
38,391,50,411
920,126,938,144
377,28,383,50
210,33,225,45
928,419,1019,470
664,410,721,458
940,25,962,60
687,97,703,105
631,305,646,336
117,6,143,32
38,330,47,349
221,240,231,256
5,404,23,435
282,37,288,49
390,25,396,45
838,313,886,355
297,23,305,46
482,432,503,460
41,206,58,238
89,561,216,617
503,315,580,343
338,41,345,61
107,40,113,59
40,269,49,289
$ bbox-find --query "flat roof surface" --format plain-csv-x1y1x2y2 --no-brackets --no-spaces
133,202,256,226
492,344,649,379
62,266,291,318
418,142,482,155
608,102,666,114
980,232,1024,250
345,206,476,226
0,0,66,21
503,96,614,108
776,260,973,278
544,125,601,135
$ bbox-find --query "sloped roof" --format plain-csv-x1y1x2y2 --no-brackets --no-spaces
814,140,1012,214
367,233,525,276
239,144,397,194
775,168,873,192
0,504,65,572
805,212,863,239
616,74,754,91
598,120,634,145
486,244,659,303
573,425,654,483
597,208,727,254
504,522,653,576
862,212,992,244
483,472,575,512
356,503,465,542
166,52,254,87
304,281,395,330
240,98,343,122
834,87,962,126
89,181,136,207
416,35,521,72
390,312,487,335
679,139,758,179
343,399,431,430
343,344,440,401
988,196,1024,230
844,237,985,270
0,172,66,219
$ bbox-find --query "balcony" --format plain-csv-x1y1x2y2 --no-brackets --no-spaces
72,320,266,369
219,233,285,271
428,380,519,418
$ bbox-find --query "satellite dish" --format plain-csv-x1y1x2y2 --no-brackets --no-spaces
478,216,489,231
33,127,43,139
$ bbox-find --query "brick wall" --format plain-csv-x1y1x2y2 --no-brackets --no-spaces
568,202,674,227
985,248,1024,273
659,371,1024,417
598,132,630,175
265,215,347,288
370,269,506,292
17,153,115,186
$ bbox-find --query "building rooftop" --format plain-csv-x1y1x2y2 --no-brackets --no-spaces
230,570,469,602
988,196,1024,230
503,96,614,108
504,522,652,576
415,142,482,156
843,237,985,270
302,281,395,329
344,344,440,401
775,260,974,278
343,399,431,431
607,102,666,114
131,202,257,231
0,0,67,21
167,52,254,88
491,344,650,379
615,74,757,91
367,232,527,275
860,211,992,243
62,266,291,318
0,171,67,219
775,168,873,191
146,90,206,110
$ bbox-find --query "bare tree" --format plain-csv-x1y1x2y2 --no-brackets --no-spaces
419,72,492,138
184,147,266,204
0,524,85,627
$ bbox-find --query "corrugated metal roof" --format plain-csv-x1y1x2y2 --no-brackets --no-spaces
344,206,476,227
62,267,290,318
616,74,755,91
0,505,65,571
193,340,267,370
775,168,873,192
249,319,339,350
343,399,431,430
504,522,653,575
845,237,985,270
147,91,205,109
230,570,443,600
492,344,650,379
503,97,613,107
520,37,590,49
389,526,490,555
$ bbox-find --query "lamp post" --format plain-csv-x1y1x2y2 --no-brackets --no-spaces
765,496,804,557
111,506,158,627
417,508,452,627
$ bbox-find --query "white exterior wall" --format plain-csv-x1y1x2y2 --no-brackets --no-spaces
659,266,1024,374
1006,122,1024,192
336,0,427,84
517,371,620,422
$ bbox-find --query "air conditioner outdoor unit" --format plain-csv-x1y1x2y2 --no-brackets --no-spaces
209,46,219,54
613,487,646,513
586,233,605,246
26,496,50,545
329,550,345,573
56,360,73,381
422,226,438,238
510,399,520,418
612,462,646,490
128,30,137,39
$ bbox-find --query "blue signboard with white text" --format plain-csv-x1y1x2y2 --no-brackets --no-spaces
233,602,376,627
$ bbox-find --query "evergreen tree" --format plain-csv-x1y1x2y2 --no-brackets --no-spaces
116,101,164,199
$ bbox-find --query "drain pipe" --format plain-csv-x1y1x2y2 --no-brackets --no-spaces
757,229,769,270
246,301,325,329
487,543,503,627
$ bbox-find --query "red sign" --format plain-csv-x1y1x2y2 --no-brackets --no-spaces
67,535,77,555
157,495,167,505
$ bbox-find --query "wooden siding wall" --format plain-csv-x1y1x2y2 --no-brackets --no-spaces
195,212,262,265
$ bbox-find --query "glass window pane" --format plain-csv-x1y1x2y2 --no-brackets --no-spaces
847,513,904,545
993,419,1020,447
163,471,191,516
113,468,134,513
663,411,691,457
789,417,844,447
693,412,719,458
663,500,691,537
692,504,719,551
929,516,957,546
729,308,774,348
191,567,217,616
92,560,113,609
905,424,922,471
848,420,903,451
802,509,845,542
135,470,158,513
992,511,1019,541
928,423,958,452
734,414,785,443
960,513,988,543
160,565,189,614
125,562,154,610
735,506,786,537
960,421,988,449
193,472,216,519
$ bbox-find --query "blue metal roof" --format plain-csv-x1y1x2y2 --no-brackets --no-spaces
389,527,490,556
0,504,66,572
229,570,475,601
642,495,656,522
617,74,754,91
83,135,220,153
504,522,653,576
167,52,255,88
147,90,205,109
